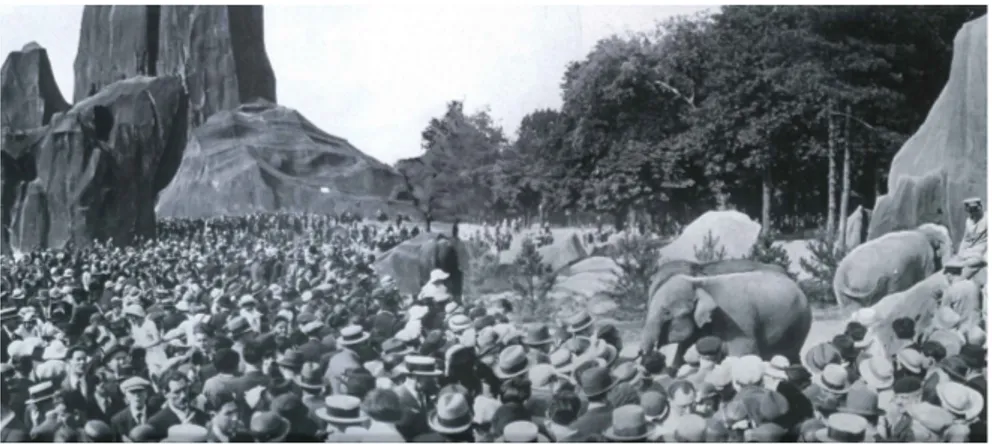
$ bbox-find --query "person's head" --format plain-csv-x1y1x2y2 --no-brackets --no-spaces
124,383,149,408
214,348,240,375
210,392,243,435
67,347,88,375
892,317,916,341
964,198,983,221
241,344,263,368
668,380,696,416
164,373,190,410
499,376,532,405
641,351,666,376
361,389,402,424
920,341,947,364
547,390,582,427
106,349,129,374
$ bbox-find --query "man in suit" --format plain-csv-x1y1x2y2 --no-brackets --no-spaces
87,372,126,424
230,343,270,405
393,356,440,441
201,349,240,410
147,373,210,435
571,367,616,438
61,346,97,412
110,377,159,441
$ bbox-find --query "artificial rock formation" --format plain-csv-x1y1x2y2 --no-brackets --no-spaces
867,15,987,246
1,43,70,252
156,5,276,130
156,99,405,219
73,5,275,132
8,77,188,250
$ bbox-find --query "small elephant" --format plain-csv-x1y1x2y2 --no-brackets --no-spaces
834,223,952,309
641,270,812,365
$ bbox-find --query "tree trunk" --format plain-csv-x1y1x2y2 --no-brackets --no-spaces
761,169,772,236
826,106,837,238
839,105,852,253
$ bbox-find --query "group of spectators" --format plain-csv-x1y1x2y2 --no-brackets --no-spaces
0,212,986,442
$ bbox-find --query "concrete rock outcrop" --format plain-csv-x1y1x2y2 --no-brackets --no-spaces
867,15,987,245
156,100,406,218
8,77,188,250
1,43,71,252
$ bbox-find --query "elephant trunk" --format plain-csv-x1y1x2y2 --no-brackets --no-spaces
641,316,669,356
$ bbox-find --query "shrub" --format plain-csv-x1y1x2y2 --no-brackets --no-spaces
694,230,727,262
799,228,845,305
746,230,796,280
606,232,664,317
511,238,554,303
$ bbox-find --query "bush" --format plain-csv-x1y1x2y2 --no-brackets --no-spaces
606,232,664,317
694,230,728,262
511,238,554,303
746,230,796,280
799,228,845,305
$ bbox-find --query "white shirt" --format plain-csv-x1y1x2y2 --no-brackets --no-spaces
959,213,987,260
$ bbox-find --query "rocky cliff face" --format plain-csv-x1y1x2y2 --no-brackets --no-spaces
8,77,188,250
73,5,275,134
867,15,987,245
1,43,71,253
156,99,408,219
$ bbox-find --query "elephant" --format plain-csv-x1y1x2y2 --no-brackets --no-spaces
373,223,469,304
833,223,953,310
641,270,812,367
648,258,790,301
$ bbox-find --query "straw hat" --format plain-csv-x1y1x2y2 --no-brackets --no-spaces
858,354,894,390
732,355,765,386
936,381,984,421
499,421,549,442
838,387,884,418
494,345,532,379
316,395,369,425
813,413,872,442
337,325,371,346
402,355,443,377
162,425,209,442
814,364,852,395
764,355,790,381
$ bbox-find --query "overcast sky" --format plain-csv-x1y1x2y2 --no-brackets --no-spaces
0,5,714,164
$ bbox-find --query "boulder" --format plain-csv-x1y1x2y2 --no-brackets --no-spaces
156,5,276,130
1,43,70,253
156,99,407,218
9,76,188,250
660,210,761,262
867,16,987,246
537,233,588,273
73,6,160,102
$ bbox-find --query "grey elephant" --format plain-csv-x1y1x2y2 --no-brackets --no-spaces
641,270,812,366
833,223,952,309
648,258,790,299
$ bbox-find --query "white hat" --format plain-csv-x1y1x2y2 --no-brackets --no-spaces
732,355,765,386
764,355,790,380
42,341,68,361
408,305,430,321
429,269,450,282
238,295,256,307
301,291,314,303
6,340,24,359
936,381,984,421
851,308,880,327
337,325,371,346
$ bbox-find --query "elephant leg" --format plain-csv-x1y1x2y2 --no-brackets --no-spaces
724,336,759,358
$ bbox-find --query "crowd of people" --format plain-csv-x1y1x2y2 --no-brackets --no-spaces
0,211,987,442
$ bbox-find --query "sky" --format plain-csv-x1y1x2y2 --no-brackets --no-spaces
0,4,715,165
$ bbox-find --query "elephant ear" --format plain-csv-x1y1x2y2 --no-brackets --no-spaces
693,287,719,328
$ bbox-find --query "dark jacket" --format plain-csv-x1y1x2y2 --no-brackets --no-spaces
571,403,612,438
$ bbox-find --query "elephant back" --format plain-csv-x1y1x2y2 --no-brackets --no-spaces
648,258,789,300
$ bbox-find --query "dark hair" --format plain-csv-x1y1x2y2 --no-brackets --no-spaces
241,345,263,366
642,351,667,375
208,392,242,413
547,390,582,425
499,377,532,405
845,322,867,342
214,349,240,374
892,317,916,340
921,341,947,363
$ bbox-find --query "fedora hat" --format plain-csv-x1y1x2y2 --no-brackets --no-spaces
249,411,291,442
337,325,370,346
611,361,642,385
562,336,594,361
276,350,304,370
936,381,984,421
225,316,251,337
294,362,324,391
838,387,884,418
640,390,670,422
428,392,473,434
499,421,549,442
906,402,955,436
603,405,654,441
858,354,894,391
494,345,532,379
579,366,617,398
803,343,842,373
402,355,443,377
814,413,871,442
938,356,970,382
959,344,985,370
695,336,724,360
764,355,790,381
316,395,369,425
521,324,554,346
381,338,415,356
565,311,594,334
162,424,209,442
814,364,852,395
